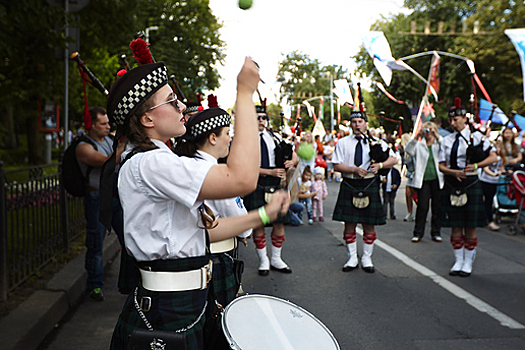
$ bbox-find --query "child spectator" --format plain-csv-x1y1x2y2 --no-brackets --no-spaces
323,139,336,181
311,167,328,222
381,167,401,220
297,165,316,224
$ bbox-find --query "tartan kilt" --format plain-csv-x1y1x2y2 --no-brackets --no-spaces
333,177,386,225
440,175,488,228
110,255,210,350
243,177,291,225
211,250,237,307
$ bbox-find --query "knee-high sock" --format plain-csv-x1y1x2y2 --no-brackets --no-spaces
343,231,357,245
253,235,266,249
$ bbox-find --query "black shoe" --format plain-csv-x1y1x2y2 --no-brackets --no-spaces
411,236,421,243
89,288,105,302
342,265,358,272
258,269,269,276
390,215,396,220
449,270,461,276
459,271,471,277
362,265,375,273
270,265,292,274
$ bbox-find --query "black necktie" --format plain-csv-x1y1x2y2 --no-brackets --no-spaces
450,133,460,169
260,133,270,168
355,136,363,167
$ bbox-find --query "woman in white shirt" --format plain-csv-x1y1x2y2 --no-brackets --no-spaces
439,99,496,278
106,60,289,350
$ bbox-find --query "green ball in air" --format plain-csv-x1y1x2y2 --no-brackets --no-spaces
238,0,253,10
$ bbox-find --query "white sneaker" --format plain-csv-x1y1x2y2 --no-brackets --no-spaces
308,219,313,225
488,222,500,231
404,214,415,222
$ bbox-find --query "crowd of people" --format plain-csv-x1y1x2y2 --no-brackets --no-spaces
68,55,525,349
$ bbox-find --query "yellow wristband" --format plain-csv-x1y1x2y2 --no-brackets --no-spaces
258,206,271,225
380,162,383,169
474,163,478,170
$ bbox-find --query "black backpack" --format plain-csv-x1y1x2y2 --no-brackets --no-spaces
61,136,97,197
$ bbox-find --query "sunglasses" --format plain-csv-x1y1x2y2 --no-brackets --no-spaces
257,115,269,121
149,96,182,113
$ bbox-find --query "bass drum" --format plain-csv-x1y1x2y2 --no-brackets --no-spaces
221,294,340,350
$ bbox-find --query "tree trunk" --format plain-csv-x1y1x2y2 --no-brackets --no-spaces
0,104,17,149
26,111,43,164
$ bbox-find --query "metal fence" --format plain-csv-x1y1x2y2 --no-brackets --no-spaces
0,161,86,301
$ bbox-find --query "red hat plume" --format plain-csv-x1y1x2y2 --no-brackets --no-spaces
129,38,153,65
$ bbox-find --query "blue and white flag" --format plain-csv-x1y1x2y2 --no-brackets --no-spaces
362,31,407,86
479,98,508,125
505,28,525,101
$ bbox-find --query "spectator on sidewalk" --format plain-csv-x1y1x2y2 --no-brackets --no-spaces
75,106,126,301
381,167,401,220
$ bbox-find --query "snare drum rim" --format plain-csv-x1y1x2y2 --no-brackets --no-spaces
221,294,340,350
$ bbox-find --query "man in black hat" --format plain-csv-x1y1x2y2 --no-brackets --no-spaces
243,105,298,276
332,111,397,273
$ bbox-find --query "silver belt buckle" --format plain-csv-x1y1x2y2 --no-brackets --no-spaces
140,296,152,312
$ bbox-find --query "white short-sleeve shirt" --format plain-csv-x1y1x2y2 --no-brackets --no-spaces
118,139,214,261
332,134,393,169
439,128,494,169
196,151,252,239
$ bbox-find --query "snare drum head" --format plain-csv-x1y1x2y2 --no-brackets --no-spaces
221,294,340,350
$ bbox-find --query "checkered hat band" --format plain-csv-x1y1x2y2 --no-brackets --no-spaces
190,114,231,138
183,105,201,115
113,65,168,126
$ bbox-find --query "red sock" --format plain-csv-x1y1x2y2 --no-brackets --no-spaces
253,235,266,249
450,235,464,249
363,232,377,245
343,231,357,244
464,237,478,251
271,234,285,248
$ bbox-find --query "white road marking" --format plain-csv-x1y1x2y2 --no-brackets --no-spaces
342,228,525,329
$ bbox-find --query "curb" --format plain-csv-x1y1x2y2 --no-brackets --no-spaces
0,233,121,350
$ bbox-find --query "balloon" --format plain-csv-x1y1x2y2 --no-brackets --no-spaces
297,143,315,160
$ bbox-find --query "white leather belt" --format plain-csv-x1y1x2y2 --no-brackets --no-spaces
210,237,236,254
344,173,375,180
140,260,213,292
465,171,478,176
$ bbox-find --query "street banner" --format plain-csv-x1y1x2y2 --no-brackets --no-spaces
376,82,405,104
427,52,440,97
479,98,507,125
312,119,326,138
303,100,317,122
333,79,354,105
362,31,408,86
505,28,525,101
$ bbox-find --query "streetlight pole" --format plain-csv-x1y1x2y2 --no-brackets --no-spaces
329,71,334,132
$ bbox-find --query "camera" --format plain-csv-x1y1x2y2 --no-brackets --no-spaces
423,128,430,134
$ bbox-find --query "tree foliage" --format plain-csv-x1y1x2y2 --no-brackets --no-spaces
0,0,225,164
353,0,525,132
277,51,348,132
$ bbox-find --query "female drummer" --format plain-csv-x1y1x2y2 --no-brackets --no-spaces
174,108,252,307
439,99,496,277
106,59,289,350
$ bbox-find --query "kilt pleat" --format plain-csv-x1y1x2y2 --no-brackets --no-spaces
110,256,210,350
440,175,487,228
332,177,386,225
211,251,237,307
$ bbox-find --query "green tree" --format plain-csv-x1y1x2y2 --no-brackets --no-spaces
354,0,525,133
0,0,225,164
277,51,347,132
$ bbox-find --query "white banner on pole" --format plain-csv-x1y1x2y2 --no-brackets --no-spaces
505,28,525,101
333,79,354,105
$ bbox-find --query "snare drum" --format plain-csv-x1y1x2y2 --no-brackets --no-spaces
221,294,340,350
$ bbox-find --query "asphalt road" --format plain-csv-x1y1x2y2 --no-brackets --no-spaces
39,178,525,350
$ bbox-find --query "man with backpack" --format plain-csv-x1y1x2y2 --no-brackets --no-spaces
75,106,124,301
